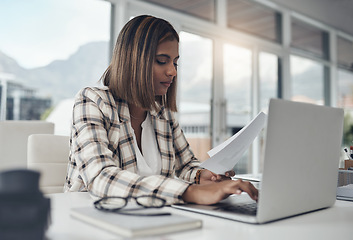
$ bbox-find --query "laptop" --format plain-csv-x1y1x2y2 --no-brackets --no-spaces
172,98,344,224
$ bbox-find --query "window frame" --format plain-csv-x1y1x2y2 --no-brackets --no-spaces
106,0,352,174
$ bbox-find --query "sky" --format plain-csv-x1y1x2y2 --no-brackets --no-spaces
0,0,110,69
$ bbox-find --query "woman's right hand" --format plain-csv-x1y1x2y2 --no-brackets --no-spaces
182,179,258,205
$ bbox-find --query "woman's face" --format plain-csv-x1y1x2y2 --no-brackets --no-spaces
153,39,179,96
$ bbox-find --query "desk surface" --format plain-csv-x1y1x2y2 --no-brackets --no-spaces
46,192,353,240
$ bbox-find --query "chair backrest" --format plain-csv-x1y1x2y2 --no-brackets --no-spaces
0,121,54,171
27,134,70,194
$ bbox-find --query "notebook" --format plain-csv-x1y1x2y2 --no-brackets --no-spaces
70,207,202,237
173,98,344,224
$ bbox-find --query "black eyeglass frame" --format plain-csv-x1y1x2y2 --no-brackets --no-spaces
93,195,170,216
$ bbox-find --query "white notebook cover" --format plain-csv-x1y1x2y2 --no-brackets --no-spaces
70,207,202,238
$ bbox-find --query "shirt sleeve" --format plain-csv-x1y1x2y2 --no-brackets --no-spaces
167,111,203,182
69,87,190,205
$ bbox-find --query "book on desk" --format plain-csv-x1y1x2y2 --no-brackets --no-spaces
70,207,202,238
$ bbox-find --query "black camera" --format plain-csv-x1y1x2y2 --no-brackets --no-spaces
0,169,50,240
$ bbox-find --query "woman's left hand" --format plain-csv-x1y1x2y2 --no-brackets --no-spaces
199,169,235,184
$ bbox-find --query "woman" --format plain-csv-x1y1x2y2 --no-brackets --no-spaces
64,15,258,205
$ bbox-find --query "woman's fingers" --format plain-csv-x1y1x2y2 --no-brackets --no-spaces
223,179,258,200
225,170,235,177
182,179,259,205
214,170,235,181
200,169,235,183
236,180,259,201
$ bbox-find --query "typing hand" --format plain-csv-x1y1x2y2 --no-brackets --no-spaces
182,179,258,205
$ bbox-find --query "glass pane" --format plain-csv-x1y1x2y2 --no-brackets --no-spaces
291,18,329,60
337,70,353,165
143,0,216,22
0,0,110,133
179,32,212,161
338,69,353,110
224,44,251,174
259,52,278,171
227,0,281,43
290,55,324,105
337,36,353,69
259,52,278,111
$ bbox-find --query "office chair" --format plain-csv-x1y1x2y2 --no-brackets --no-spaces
27,134,69,194
0,121,54,171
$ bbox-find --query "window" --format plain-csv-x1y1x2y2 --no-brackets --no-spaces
0,0,110,134
224,43,252,173
337,36,353,70
227,0,282,43
338,70,353,109
143,0,216,22
111,0,353,173
259,52,278,111
291,18,329,60
337,69,353,147
178,32,213,161
290,55,324,105
258,52,278,171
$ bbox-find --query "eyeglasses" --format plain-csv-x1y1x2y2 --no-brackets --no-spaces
93,195,171,216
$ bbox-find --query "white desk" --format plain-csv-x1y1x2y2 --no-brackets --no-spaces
46,192,353,240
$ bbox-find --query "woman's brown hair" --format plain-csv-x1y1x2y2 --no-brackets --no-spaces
101,15,179,112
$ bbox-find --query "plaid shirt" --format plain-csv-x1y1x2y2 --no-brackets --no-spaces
64,87,201,204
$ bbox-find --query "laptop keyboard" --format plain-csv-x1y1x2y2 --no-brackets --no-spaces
215,202,258,215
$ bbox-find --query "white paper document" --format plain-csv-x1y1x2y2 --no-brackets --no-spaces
200,112,267,174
